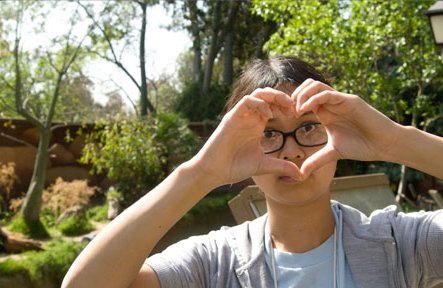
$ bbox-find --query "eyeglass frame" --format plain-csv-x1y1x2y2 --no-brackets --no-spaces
262,122,328,154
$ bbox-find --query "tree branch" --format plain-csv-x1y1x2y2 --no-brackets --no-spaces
0,132,36,148
77,1,141,90
46,16,90,128
14,2,44,130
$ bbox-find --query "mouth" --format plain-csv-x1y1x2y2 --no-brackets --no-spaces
278,176,302,183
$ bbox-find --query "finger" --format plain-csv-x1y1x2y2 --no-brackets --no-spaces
233,95,273,119
299,146,339,180
252,87,294,109
298,90,346,116
257,157,302,180
291,78,315,102
294,81,334,114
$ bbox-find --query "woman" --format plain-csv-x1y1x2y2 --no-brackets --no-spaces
63,56,443,288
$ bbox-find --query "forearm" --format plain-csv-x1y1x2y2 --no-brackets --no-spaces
385,125,443,179
62,159,218,288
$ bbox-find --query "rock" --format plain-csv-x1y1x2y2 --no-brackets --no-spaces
48,143,75,166
19,127,40,146
68,133,87,159
56,204,85,224
107,198,120,220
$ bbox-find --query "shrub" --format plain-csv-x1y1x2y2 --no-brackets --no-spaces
41,178,97,218
0,162,19,215
86,204,108,222
81,113,201,207
57,215,93,236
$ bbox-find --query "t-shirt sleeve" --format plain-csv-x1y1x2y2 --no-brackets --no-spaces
395,209,443,286
422,212,443,282
145,235,212,288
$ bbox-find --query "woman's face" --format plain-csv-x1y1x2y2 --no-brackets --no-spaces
252,111,337,207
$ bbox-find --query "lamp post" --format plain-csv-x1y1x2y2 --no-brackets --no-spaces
425,1,443,61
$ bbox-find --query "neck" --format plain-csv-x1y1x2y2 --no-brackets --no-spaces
266,196,335,253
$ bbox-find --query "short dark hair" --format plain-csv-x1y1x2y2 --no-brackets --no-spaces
224,56,330,112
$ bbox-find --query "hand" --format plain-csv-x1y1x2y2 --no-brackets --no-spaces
192,88,302,186
293,79,400,180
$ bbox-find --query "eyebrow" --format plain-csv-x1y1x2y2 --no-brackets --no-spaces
268,111,314,123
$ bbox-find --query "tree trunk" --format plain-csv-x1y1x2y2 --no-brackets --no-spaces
139,2,155,116
255,21,275,59
222,1,239,87
20,128,50,222
188,0,201,83
223,31,234,87
202,1,222,96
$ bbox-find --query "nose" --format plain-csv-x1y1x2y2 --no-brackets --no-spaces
280,135,305,160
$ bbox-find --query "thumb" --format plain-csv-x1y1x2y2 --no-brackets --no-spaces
257,157,302,180
299,146,338,180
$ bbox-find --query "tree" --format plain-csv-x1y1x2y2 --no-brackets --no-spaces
252,0,443,203
171,0,278,121
77,0,159,117
6,1,89,232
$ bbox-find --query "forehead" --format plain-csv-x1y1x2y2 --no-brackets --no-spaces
267,111,315,125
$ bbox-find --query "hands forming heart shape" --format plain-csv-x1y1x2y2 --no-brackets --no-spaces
195,79,400,186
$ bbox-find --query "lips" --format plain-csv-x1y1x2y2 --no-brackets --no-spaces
278,176,301,183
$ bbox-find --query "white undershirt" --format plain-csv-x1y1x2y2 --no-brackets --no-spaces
264,203,357,288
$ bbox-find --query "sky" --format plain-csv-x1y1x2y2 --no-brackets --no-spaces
85,5,191,107
21,2,191,109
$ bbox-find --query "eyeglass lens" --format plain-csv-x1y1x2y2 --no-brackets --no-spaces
261,123,327,153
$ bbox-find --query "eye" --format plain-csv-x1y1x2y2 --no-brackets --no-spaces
263,130,279,139
299,123,317,134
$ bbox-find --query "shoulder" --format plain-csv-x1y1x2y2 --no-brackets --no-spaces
338,201,443,238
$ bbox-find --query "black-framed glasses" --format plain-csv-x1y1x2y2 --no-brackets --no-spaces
261,122,328,154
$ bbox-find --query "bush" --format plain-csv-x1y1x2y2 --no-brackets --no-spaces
0,162,19,216
57,215,93,236
42,178,97,218
86,204,108,222
81,113,201,207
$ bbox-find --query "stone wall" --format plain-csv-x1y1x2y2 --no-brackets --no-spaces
0,119,107,197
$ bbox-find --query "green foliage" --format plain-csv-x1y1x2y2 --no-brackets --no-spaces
189,191,237,217
7,216,50,239
252,0,443,129
57,216,93,236
86,204,108,222
81,113,201,207
0,240,86,286
175,82,229,121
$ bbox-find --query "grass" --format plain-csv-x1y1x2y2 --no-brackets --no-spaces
7,216,50,239
86,203,108,222
57,216,94,236
0,240,86,286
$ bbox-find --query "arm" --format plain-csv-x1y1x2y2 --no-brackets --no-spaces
62,88,299,288
384,125,443,179
62,161,217,288
293,79,443,179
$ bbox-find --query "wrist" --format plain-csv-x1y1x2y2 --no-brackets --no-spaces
178,157,223,193
382,124,413,165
